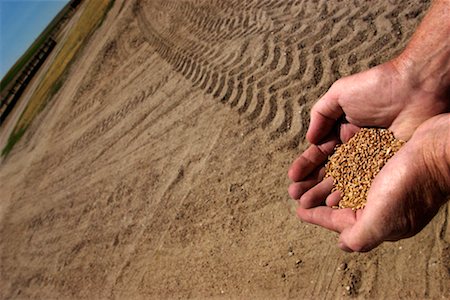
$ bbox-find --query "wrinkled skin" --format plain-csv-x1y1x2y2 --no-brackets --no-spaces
289,0,450,252
288,60,450,252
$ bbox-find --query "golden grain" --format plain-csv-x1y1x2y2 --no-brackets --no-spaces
325,128,405,210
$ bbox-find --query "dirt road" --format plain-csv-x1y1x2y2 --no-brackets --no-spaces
1,0,449,298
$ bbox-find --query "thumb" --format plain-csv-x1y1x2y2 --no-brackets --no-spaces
306,90,343,144
338,220,383,253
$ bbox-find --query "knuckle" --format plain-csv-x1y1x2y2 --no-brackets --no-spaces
296,207,310,222
299,194,312,208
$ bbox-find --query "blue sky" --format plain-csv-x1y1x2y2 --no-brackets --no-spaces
0,0,69,79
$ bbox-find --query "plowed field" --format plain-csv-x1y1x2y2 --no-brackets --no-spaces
1,0,449,298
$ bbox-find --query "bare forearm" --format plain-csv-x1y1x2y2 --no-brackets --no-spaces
396,0,450,97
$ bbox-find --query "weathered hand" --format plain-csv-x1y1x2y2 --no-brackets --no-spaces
288,59,449,204
296,114,450,252
288,0,450,252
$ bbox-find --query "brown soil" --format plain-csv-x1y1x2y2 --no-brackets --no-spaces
1,0,449,298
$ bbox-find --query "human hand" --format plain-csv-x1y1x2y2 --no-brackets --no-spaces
295,114,450,252
288,58,449,204
288,0,450,251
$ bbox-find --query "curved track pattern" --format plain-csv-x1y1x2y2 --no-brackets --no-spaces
4,1,449,299
135,0,430,148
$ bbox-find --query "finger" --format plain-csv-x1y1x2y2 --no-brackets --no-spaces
339,123,360,143
297,206,356,233
288,168,325,200
288,168,325,199
306,91,343,144
325,190,341,207
299,177,333,208
288,181,315,200
338,216,383,252
288,136,339,182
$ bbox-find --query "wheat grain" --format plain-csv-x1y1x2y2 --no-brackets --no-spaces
325,128,405,210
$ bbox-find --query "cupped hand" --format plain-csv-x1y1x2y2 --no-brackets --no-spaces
288,0,450,251
288,58,449,204
295,114,450,252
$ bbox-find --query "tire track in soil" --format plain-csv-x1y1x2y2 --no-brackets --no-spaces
136,0,428,149
2,1,443,299
131,3,441,298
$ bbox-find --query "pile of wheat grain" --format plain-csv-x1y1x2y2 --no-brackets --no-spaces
325,128,405,210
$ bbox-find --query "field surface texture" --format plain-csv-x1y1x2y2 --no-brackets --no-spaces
1,0,449,298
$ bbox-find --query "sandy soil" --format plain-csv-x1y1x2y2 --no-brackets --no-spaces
1,0,449,298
